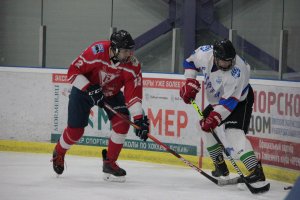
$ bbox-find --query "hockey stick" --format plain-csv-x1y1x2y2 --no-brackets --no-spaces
191,100,270,194
103,102,239,186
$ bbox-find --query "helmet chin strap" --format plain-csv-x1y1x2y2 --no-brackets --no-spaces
110,48,120,64
110,47,132,64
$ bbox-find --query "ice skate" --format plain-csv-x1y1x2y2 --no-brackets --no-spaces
238,161,266,184
102,149,126,182
51,148,65,176
211,155,230,179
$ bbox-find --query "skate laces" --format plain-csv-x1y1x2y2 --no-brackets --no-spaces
105,160,120,170
51,155,64,165
51,154,67,169
112,161,120,170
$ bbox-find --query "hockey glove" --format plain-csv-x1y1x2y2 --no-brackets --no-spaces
134,115,149,141
180,78,201,104
200,111,222,132
86,84,104,107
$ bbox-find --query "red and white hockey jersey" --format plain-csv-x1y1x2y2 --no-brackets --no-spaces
68,41,143,119
183,45,251,121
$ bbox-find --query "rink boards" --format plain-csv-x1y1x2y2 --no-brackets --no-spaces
0,66,299,183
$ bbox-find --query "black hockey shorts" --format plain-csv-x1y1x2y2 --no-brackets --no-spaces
68,86,129,128
222,85,254,134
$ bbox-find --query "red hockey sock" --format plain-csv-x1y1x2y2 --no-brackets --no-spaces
107,115,129,161
107,139,124,162
56,126,84,155
55,142,67,155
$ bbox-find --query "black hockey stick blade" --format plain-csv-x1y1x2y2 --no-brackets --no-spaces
216,133,271,194
244,181,270,194
214,132,271,194
214,133,271,194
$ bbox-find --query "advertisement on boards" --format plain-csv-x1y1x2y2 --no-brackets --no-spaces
51,73,202,156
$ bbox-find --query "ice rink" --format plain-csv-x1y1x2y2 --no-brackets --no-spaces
0,152,291,200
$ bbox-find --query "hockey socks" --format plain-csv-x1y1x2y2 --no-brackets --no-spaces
207,143,223,164
52,127,84,175
207,143,229,177
57,127,84,154
240,151,258,171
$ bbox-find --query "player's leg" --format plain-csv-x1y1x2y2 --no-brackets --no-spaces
52,87,92,175
204,128,229,178
225,128,265,183
102,92,130,182
202,105,229,177
224,86,266,183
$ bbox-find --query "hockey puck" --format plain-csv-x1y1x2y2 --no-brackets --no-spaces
284,186,293,190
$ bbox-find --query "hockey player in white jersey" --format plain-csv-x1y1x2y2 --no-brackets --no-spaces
179,39,266,184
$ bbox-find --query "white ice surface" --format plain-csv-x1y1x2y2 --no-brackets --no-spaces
0,152,290,200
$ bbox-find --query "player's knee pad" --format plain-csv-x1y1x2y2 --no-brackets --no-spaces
110,132,127,144
204,132,219,148
200,125,224,148
225,128,254,159
111,115,130,134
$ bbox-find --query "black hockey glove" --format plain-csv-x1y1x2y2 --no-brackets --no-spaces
134,115,149,141
86,84,104,107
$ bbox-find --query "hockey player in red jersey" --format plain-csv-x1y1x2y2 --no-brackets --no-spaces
180,39,266,184
51,30,149,182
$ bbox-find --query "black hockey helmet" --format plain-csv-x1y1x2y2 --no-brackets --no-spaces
213,39,236,61
110,30,135,53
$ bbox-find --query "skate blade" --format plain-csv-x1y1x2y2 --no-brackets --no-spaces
103,173,126,183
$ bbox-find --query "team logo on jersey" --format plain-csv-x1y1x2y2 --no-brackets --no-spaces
231,67,241,78
92,44,104,54
199,45,212,52
98,71,119,86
